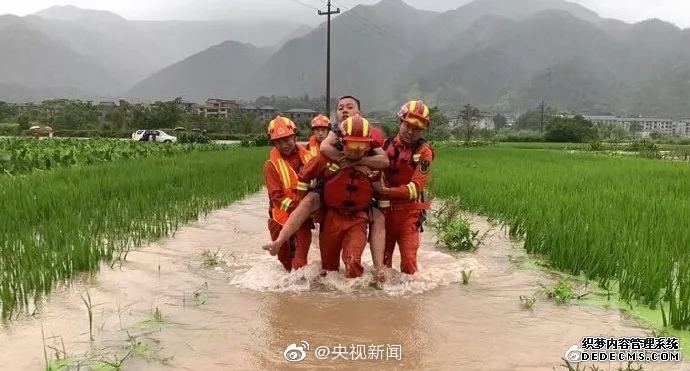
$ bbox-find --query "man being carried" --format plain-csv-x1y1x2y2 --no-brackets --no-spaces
374,100,434,275
306,114,331,158
262,115,314,272
262,96,390,281
295,115,379,278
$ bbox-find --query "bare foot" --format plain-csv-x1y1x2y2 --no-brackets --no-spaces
374,267,387,283
261,241,281,256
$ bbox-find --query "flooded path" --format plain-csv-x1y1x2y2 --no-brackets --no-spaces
0,190,687,370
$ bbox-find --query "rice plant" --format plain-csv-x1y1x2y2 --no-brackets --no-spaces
431,147,690,330
0,146,266,320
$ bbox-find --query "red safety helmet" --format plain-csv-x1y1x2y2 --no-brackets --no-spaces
398,100,430,129
311,114,330,129
340,115,373,151
268,115,297,141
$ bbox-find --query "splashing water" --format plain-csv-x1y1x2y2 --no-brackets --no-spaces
226,239,488,296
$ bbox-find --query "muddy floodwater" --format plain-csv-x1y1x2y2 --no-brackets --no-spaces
1,191,688,370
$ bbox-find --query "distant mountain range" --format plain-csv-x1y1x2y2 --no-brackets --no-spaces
0,5,307,101
1,0,689,118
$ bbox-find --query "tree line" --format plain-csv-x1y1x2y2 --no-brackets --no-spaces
0,98,311,140
0,98,661,143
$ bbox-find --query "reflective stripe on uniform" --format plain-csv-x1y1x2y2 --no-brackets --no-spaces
275,158,292,189
268,145,311,225
406,183,418,200
327,163,340,172
296,182,310,191
308,136,320,158
280,197,293,211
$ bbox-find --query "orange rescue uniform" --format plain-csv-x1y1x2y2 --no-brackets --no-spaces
378,135,434,275
263,146,314,272
306,135,321,158
296,154,378,278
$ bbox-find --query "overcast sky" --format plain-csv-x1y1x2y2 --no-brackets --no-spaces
1,0,688,28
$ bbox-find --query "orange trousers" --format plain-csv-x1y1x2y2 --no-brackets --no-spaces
268,219,312,272
319,209,369,278
383,209,423,275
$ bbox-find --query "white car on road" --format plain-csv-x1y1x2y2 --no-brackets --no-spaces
132,130,177,143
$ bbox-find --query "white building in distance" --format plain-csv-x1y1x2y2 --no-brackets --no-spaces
575,115,689,137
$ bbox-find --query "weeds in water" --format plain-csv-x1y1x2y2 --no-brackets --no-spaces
42,328,78,371
461,270,472,285
92,349,133,371
183,282,210,307
540,280,574,304
80,290,94,342
201,248,225,267
110,243,132,270
194,282,209,305
520,295,537,310
126,332,155,361
431,198,479,252
41,322,49,371
152,307,163,323
137,307,166,329
46,335,68,364
124,331,173,366
40,308,176,371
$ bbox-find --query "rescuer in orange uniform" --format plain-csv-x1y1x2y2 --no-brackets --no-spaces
306,114,331,158
374,100,434,276
262,115,314,272
262,96,390,281
294,115,379,278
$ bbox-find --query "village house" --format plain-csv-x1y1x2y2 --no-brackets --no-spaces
180,101,200,112
197,98,241,118
676,120,690,137
98,101,118,108
448,111,495,130
581,115,687,137
238,105,278,121
283,108,319,123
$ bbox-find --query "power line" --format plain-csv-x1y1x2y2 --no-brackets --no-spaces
286,0,320,12
321,2,414,61
332,18,412,61
287,0,408,109
330,0,419,57
318,0,340,116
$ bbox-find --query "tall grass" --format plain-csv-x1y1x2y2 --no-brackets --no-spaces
431,147,690,330
0,147,267,320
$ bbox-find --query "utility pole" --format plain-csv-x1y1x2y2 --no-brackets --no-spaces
547,67,552,104
540,100,545,132
318,0,340,117
543,67,551,132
